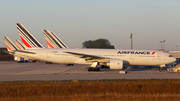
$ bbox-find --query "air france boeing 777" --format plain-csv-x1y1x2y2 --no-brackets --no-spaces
12,48,176,71
4,37,35,61
12,23,176,71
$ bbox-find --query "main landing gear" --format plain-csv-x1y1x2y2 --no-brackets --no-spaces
88,62,100,72
88,67,100,71
159,64,165,72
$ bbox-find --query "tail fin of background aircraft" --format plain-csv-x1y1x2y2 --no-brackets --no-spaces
15,40,25,50
16,23,45,48
4,37,18,51
43,30,68,48
51,32,68,48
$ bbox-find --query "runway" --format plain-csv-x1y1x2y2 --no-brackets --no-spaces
0,62,179,81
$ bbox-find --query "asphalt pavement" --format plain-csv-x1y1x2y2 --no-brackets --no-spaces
0,62,179,81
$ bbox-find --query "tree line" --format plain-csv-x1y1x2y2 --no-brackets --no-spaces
82,38,115,49
0,48,13,61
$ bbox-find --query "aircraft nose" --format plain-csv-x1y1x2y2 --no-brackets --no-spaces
172,57,176,63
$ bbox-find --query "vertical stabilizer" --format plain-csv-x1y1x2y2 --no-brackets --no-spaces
16,23,45,48
43,30,59,48
3,37,18,51
43,30,68,48
51,32,68,48
15,40,25,50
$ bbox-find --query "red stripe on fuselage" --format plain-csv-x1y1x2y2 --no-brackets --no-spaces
46,39,54,48
20,36,32,48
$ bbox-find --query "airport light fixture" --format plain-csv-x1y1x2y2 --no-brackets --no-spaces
130,33,133,49
176,45,178,51
160,40,165,50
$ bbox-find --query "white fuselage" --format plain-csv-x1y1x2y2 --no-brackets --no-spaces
14,48,176,66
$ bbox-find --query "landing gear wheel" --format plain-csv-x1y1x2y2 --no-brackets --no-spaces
88,67,100,71
88,67,93,71
101,65,109,68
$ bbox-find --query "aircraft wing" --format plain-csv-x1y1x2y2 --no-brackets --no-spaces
11,50,36,54
65,51,110,62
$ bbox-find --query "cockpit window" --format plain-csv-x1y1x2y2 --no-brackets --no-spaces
169,55,173,57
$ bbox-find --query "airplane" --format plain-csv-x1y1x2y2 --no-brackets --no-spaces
43,30,68,48
10,48,176,71
4,37,39,62
13,23,176,71
4,37,24,62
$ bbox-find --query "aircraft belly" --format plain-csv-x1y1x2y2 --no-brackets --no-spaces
129,57,150,65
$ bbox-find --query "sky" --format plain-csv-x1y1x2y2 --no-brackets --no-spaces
0,0,180,51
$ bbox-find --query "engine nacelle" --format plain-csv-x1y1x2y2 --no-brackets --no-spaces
107,59,123,69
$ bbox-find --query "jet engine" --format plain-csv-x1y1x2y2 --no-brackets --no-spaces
107,59,123,69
